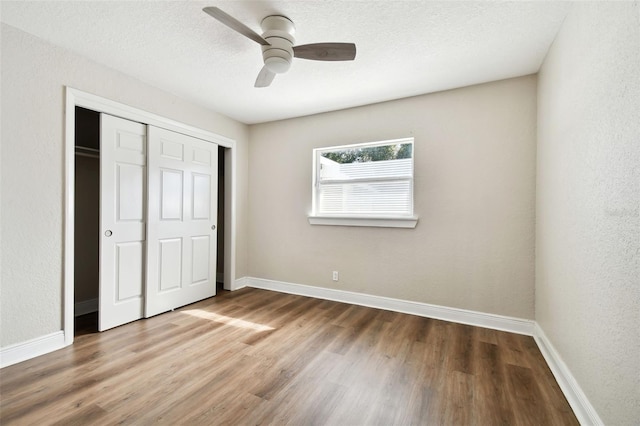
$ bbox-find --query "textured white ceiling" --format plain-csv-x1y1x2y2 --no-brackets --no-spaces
1,1,571,124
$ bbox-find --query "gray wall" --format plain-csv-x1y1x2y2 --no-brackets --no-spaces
536,2,640,425
0,24,250,347
248,76,537,319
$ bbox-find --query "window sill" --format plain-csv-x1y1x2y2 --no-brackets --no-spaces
308,216,418,228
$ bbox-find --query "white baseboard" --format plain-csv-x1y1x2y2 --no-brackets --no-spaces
75,298,98,316
232,277,250,291
0,331,66,369
245,277,534,336
533,324,603,426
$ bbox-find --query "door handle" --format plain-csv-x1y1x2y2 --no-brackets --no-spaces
105,230,113,237
211,225,216,230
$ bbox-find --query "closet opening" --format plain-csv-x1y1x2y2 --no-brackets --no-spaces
217,145,225,293
74,106,100,335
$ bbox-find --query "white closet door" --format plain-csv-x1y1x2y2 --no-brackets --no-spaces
146,126,218,317
99,114,147,331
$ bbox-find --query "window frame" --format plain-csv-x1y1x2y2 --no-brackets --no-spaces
309,137,418,228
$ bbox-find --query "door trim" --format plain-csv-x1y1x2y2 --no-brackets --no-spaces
64,87,238,346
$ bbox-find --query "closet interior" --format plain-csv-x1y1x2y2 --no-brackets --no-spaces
74,107,100,333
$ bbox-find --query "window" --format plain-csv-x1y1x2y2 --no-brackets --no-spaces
309,138,417,228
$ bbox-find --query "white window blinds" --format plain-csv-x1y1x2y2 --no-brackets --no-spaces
313,138,414,217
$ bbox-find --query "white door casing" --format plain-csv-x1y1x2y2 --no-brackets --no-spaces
146,126,218,317
99,114,147,331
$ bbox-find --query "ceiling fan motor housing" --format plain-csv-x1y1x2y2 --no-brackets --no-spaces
261,15,295,74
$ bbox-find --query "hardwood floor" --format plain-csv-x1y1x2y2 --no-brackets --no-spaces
0,288,578,425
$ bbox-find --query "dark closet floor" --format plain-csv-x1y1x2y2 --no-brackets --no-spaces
74,312,98,336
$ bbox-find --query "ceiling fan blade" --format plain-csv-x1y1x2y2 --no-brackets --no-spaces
255,66,276,88
203,7,270,46
293,43,356,61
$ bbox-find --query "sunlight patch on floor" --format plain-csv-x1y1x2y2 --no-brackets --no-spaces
181,309,274,332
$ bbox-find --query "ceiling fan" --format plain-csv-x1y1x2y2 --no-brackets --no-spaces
203,7,356,88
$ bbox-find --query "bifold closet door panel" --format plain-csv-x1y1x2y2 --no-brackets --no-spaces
146,126,218,317
99,114,147,331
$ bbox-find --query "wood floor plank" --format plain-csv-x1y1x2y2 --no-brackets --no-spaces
439,370,475,425
473,340,516,425
0,288,579,425
449,323,476,375
50,403,109,426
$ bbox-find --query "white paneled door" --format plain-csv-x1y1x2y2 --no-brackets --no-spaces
146,126,218,317
99,114,147,331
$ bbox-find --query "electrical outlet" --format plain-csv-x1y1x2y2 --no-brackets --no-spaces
332,271,339,281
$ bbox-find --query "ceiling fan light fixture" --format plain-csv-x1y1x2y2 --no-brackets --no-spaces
265,56,291,74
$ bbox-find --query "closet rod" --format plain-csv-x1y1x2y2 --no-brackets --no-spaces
75,151,99,159
75,146,99,153
75,146,99,159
